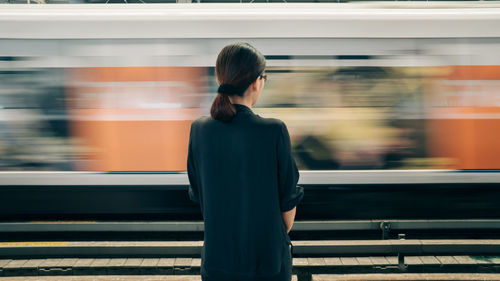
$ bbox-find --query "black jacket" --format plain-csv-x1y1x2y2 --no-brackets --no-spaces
187,103,304,278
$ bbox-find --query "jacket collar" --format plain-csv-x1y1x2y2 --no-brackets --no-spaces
233,103,255,116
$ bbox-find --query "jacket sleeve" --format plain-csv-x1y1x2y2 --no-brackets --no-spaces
187,122,200,204
277,121,304,212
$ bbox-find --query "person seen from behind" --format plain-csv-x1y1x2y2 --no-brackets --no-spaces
187,42,304,281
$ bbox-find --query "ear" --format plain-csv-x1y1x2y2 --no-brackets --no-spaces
250,77,260,91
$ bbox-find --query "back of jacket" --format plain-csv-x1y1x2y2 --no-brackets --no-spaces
187,103,304,278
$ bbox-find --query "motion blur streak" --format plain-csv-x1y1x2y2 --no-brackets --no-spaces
0,4,499,171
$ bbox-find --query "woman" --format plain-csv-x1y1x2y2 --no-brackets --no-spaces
187,42,304,281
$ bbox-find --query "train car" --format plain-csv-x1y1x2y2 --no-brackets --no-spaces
0,3,499,221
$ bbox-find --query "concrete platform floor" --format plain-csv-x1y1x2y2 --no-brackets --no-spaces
0,276,299,281
313,274,500,281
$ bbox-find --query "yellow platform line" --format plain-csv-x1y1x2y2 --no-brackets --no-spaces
0,242,69,247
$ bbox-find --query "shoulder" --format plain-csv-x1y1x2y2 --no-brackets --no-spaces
189,116,212,138
252,115,287,137
190,115,212,129
191,114,286,134
258,116,285,128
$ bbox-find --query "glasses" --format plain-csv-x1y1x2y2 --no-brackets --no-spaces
259,74,268,82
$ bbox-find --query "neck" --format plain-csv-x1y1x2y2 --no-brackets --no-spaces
229,96,253,109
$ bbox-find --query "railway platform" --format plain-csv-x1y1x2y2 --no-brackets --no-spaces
1,254,500,279
3,274,500,281
2,220,500,280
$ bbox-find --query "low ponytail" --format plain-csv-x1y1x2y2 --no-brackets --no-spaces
210,93,236,123
210,42,266,123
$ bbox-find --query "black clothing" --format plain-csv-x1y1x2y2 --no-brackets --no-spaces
187,103,304,279
201,245,292,281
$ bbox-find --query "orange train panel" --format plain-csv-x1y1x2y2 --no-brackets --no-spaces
71,120,191,171
68,67,206,86
67,67,206,171
427,109,500,170
427,65,500,170
448,65,500,81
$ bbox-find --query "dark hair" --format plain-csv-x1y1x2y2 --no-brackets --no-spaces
210,42,266,123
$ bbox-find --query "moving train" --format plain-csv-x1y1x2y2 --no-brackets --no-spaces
0,3,499,221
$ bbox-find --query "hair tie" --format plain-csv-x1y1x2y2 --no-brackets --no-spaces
218,83,244,96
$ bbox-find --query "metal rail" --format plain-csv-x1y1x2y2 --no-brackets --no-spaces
2,220,500,237
1,170,499,186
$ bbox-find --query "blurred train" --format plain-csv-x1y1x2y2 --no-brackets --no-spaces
0,3,499,221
